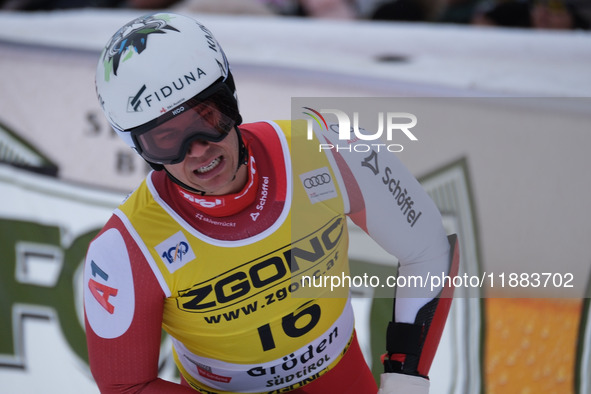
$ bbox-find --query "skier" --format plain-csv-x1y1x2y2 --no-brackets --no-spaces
84,12,458,394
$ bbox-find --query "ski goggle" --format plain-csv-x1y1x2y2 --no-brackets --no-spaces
129,81,239,165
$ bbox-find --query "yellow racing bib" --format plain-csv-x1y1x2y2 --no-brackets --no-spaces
116,121,353,393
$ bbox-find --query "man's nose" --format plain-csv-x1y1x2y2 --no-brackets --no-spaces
185,139,209,157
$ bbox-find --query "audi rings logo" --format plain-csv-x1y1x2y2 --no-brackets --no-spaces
300,167,338,204
303,173,331,189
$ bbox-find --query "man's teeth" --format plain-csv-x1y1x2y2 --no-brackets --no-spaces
197,157,221,173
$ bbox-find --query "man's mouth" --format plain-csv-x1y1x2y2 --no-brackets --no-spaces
196,157,222,174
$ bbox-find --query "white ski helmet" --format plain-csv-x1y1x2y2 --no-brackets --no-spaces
95,12,242,163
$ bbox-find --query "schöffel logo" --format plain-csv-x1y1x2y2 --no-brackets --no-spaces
155,231,196,273
299,167,337,204
302,107,418,153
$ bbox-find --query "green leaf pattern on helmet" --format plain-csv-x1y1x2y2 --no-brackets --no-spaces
102,15,180,82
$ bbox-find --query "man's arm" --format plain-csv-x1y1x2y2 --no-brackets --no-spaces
318,130,456,389
84,216,194,394
379,234,459,393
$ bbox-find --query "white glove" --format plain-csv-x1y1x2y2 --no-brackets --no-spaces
377,373,430,394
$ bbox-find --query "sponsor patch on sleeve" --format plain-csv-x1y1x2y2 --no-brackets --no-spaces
84,228,135,339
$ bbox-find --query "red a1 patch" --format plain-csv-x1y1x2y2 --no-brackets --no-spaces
84,228,135,339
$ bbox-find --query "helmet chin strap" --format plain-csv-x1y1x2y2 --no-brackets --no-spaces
161,127,248,196
163,168,207,196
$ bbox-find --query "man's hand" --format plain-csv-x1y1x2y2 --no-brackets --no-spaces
378,373,430,394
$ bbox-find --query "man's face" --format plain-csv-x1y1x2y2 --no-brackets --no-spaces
160,104,245,195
